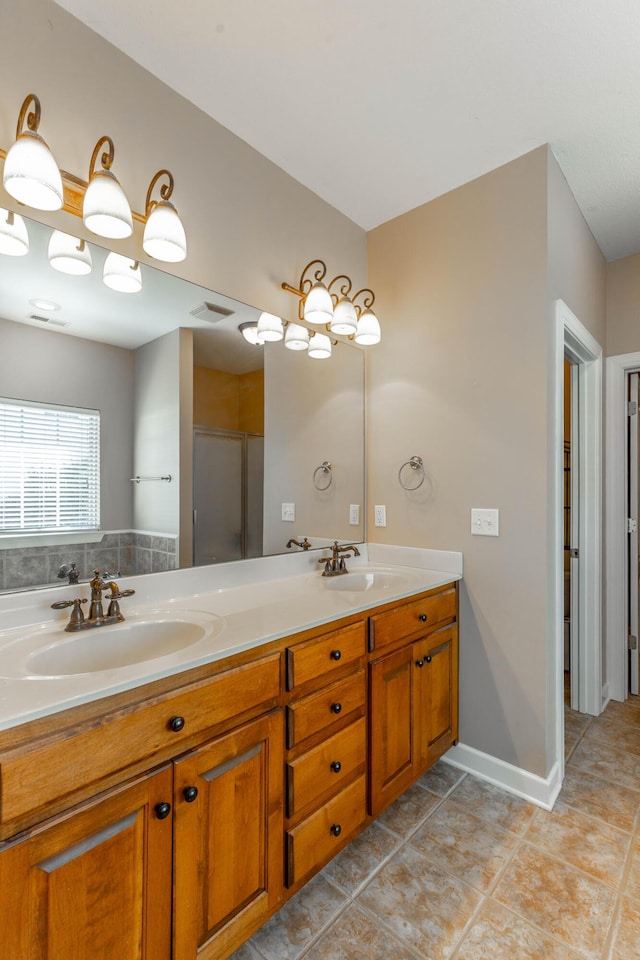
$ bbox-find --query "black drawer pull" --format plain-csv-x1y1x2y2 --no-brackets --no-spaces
330,823,342,837
155,801,171,820
169,715,185,732
425,654,432,663
418,613,428,622
330,649,342,661
331,702,342,714
183,786,199,803
416,659,424,668
330,760,342,773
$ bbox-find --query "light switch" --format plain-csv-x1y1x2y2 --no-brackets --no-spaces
471,508,499,536
282,502,295,522
349,504,360,525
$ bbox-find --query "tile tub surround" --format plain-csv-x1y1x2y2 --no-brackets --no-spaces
232,695,640,960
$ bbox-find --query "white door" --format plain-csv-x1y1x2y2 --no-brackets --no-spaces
628,374,640,695
569,361,581,710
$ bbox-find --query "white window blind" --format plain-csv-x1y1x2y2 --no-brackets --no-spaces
0,398,100,533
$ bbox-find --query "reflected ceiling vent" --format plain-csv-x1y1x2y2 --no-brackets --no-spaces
190,301,235,323
28,313,69,327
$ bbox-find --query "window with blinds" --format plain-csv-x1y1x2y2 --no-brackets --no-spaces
0,398,100,533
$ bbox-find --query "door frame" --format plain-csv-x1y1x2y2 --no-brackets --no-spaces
605,351,640,701
551,302,602,773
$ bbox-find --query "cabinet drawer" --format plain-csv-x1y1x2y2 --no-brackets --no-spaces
286,620,366,692
286,669,366,749
0,652,281,829
369,586,456,652
286,774,367,886
286,717,366,819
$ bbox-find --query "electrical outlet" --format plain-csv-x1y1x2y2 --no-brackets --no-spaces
374,504,386,527
471,508,499,536
281,502,295,522
349,504,360,525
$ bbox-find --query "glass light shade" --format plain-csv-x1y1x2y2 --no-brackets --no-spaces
103,252,142,293
308,332,332,359
3,132,63,211
142,201,187,262
239,321,263,345
48,230,93,275
256,311,284,342
284,322,310,351
0,208,29,256
83,170,133,239
354,308,381,345
303,281,333,325
330,297,358,335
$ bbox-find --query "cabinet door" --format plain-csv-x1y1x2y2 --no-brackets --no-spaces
420,625,458,767
0,766,173,960
369,643,419,817
173,709,284,960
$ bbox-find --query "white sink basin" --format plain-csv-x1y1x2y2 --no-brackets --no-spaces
323,571,407,592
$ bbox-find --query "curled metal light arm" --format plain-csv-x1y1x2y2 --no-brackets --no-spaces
281,258,328,299
352,288,376,316
328,274,353,302
88,135,115,178
145,168,174,216
16,93,42,138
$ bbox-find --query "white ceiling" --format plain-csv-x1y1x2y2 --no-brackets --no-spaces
53,0,640,262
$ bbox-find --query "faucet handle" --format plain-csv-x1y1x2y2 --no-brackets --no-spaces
51,597,87,627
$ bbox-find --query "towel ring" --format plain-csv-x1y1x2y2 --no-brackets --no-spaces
398,456,425,491
313,461,333,491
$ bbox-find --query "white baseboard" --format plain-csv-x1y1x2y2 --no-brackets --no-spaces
601,682,610,712
443,742,562,811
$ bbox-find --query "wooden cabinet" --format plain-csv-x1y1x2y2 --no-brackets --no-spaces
0,765,173,960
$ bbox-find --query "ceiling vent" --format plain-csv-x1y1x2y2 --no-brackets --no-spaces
28,314,70,328
190,301,235,323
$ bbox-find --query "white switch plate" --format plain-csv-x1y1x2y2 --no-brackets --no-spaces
349,504,360,525
471,508,499,536
281,502,295,522
374,504,386,527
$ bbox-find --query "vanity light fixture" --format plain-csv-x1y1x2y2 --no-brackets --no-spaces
256,311,284,342
48,230,93,276
103,252,142,293
284,322,310,351
2,94,63,211
0,94,188,264
83,136,133,240
143,169,187,262
0,208,29,256
308,332,332,359
282,259,381,346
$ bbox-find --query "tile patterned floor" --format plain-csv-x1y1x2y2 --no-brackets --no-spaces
232,695,640,960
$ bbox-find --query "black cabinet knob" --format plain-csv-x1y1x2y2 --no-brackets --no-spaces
330,760,342,773
418,613,428,622
330,823,342,837
155,801,172,820
183,786,199,803
426,654,432,663
331,702,342,714
169,715,185,732
330,649,342,661
416,659,424,668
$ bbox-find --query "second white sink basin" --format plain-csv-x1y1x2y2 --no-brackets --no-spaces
323,571,407,592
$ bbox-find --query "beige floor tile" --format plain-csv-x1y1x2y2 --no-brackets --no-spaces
357,844,483,960
493,842,617,960
375,780,441,838
570,738,640,792
558,765,640,833
623,833,640,904
607,896,640,960
454,899,586,960
602,696,640,726
448,775,536,835
525,800,630,887
304,903,421,960
408,796,519,893
247,874,348,960
227,942,264,960
322,820,400,896
416,760,466,797
565,706,592,739
585,717,640,758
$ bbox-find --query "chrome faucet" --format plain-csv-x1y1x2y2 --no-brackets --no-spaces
51,569,135,632
318,541,361,577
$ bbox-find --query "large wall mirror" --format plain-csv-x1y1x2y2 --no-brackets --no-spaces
0,214,365,593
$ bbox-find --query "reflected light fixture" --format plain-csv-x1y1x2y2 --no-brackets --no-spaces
239,321,263,345
256,311,284,342
103,251,142,293
143,169,187,262
48,230,93,275
284,322,310,351
308,332,332,359
0,207,29,256
83,136,133,239
2,94,63,211
282,259,381,346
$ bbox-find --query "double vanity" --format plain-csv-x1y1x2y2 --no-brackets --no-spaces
0,544,461,960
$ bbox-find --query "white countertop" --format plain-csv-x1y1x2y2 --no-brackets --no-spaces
0,544,462,732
